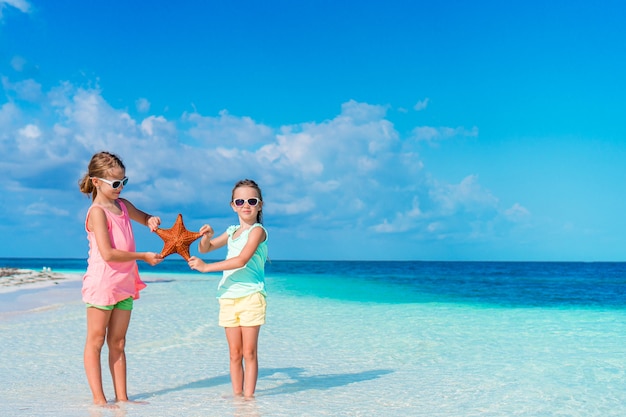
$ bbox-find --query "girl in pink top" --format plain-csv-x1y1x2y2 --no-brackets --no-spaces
78,151,163,407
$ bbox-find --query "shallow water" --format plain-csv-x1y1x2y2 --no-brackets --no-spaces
1,261,626,416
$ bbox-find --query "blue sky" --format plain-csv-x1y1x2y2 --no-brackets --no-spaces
1,0,625,261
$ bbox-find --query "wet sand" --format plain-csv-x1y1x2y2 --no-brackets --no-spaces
0,267,73,293
0,268,83,314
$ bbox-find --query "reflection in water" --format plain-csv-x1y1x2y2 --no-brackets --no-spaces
87,402,127,417
232,396,261,417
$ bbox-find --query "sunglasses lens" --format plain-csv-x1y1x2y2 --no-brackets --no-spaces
234,198,259,206
111,178,128,189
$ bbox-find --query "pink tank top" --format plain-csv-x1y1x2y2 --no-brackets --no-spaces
82,200,147,305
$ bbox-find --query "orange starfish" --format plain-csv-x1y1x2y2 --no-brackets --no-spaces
155,214,202,260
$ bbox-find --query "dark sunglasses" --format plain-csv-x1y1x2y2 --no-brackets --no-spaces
233,198,260,207
93,176,129,189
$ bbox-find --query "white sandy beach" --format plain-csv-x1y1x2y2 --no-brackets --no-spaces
0,267,82,294
0,267,83,315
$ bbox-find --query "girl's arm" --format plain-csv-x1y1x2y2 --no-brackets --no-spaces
120,198,161,232
198,224,223,253
189,226,266,273
89,206,163,266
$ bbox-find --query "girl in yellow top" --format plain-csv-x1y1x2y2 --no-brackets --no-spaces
188,179,268,399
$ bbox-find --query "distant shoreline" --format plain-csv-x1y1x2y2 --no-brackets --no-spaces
0,267,82,294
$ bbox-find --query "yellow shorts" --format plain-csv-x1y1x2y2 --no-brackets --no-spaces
219,292,266,327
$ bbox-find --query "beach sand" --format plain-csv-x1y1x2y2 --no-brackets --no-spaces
0,267,83,314
0,267,79,293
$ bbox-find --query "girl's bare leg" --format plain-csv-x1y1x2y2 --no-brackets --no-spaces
84,307,112,405
225,327,244,396
107,308,132,402
241,326,261,398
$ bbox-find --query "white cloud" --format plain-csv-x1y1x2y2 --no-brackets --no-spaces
369,174,514,241
311,180,340,193
186,109,274,147
505,203,531,222
263,100,397,181
0,0,31,18
15,123,41,154
413,125,479,142
2,76,43,101
372,196,423,233
430,174,499,214
25,201,68,216
10,56,27,71
0,76,530,255
140,115,174,137
272,196,316,215
412,126,439,141
340,99,388,122
18,123,40,138
136,98,150,113
0,101,21,135
372,219,395,233
414,98,429,111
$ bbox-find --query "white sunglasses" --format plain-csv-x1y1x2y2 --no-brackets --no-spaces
92,176,129,189
233,198,260,207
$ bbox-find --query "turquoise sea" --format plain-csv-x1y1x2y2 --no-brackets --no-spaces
1,259,626,416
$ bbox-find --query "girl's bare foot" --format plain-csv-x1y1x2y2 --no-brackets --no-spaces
92,401,119,409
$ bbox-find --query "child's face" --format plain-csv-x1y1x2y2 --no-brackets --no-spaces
231,186,262,220
93,167,127,199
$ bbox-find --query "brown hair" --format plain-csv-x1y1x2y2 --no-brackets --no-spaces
78,151,126,201
232,179,263,224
